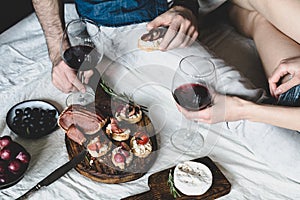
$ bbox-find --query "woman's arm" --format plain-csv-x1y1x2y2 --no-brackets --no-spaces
240,98,300,131
177,94,300,131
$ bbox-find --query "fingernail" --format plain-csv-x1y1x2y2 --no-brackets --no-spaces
275,88,282,96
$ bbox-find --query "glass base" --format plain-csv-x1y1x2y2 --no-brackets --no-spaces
66,91,95,107
170,128,204,153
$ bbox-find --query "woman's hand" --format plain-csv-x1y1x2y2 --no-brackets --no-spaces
51,60,93,93
147,6,198,50
176,94,250,124
269,56,300,98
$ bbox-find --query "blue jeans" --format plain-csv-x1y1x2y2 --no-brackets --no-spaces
277,84,300,106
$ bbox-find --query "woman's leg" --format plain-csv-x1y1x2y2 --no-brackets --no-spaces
228,4,300,79
230,0,300,44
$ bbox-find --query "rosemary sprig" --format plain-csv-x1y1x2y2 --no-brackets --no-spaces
99,80,148,112
100,81,130,101
168,169,181,198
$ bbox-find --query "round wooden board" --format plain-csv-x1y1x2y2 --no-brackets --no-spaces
65,83,159,184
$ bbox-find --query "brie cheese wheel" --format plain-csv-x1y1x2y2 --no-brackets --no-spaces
174,161,213,196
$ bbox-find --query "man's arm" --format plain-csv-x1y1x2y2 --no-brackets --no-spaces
32,0,85,93
32,0,64,65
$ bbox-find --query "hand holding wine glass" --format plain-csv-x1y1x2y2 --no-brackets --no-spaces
60,18,103,106
171,55,216,153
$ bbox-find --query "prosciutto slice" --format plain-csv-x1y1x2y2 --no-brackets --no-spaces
66,124,87,145
58,105,107,135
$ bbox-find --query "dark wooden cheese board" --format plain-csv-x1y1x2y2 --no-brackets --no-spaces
122,156,231,200
64,81,158,184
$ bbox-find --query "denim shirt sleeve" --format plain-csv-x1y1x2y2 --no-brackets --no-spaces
74,0,169,27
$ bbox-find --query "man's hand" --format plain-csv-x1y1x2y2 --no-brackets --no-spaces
147,6,198,51
51,60,94,93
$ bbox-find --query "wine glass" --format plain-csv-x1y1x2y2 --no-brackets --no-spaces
61,18,103,106
171,55,216,153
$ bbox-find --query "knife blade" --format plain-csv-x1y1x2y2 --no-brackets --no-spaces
16,150,87,200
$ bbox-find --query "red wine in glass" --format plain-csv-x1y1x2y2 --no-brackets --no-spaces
61,18,103,106
170,55,216,153
173,83,212,111
63,45,101,71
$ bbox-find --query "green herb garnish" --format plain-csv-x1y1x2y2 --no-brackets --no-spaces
100,80,131,101
168,169,181,198
99,80,148,112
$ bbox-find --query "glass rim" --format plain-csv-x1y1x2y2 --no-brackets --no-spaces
65,18,100,38
179,55,216,79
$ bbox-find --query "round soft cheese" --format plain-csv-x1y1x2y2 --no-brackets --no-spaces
174,161,213,196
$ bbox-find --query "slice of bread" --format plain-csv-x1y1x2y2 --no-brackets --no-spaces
138,27,167,52
138,38,162,52
87,136,111,158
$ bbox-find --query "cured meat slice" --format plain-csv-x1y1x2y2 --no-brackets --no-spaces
58,105,107,135
66,124,87,145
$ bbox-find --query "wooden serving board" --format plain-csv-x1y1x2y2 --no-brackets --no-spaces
64,81,158,184
122,157,231,200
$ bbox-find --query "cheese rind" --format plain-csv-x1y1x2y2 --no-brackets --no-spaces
174,161,213,196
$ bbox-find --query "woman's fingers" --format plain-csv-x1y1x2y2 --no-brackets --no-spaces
269,57,300,97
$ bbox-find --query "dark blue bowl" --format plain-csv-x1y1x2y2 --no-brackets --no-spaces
6,100,60,139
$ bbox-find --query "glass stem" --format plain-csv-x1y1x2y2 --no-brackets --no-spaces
78,71,84,83
189,120,204,147
185,119,194,139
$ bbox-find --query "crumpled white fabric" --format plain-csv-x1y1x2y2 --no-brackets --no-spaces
0,3,299,200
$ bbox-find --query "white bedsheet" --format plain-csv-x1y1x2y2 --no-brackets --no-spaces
0,4,299,200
